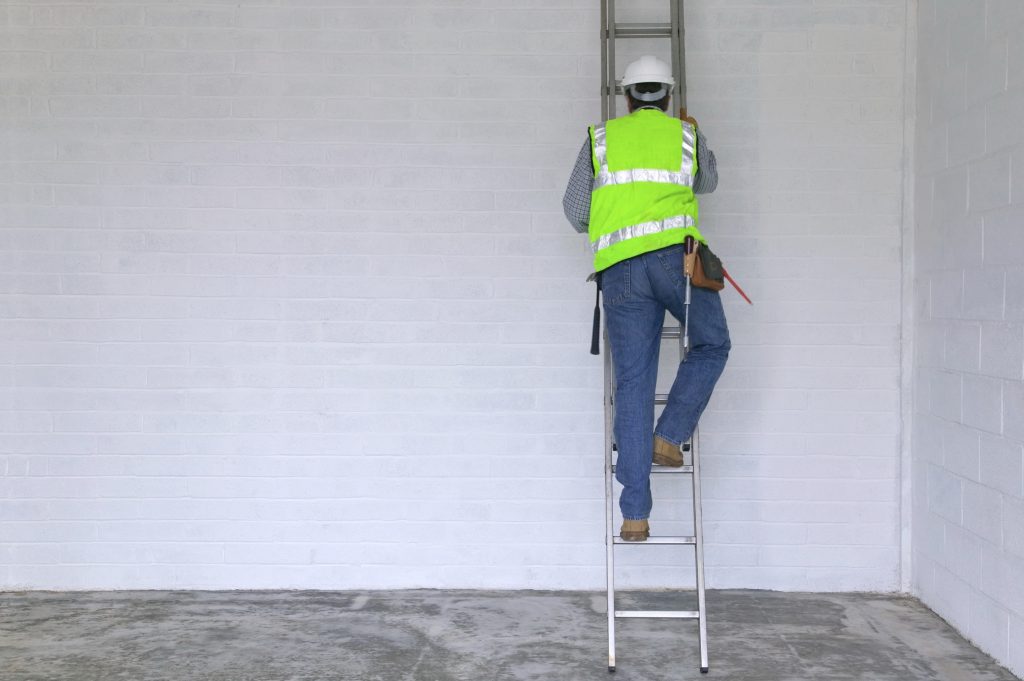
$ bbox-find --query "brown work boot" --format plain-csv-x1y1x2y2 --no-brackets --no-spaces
620,519,650,542
653,435,684,467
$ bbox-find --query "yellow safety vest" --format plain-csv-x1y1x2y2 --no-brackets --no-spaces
588,108,704,272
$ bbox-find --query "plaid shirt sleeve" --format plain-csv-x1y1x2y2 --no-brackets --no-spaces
561,126,719,234
692,128,718,195
561,136,593,234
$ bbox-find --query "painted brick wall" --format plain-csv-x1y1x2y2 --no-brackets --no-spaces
2,1,906,591
911,1,1024,676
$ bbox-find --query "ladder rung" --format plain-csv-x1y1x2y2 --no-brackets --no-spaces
610,440,692,450
655,393,668,404
612,464,693,474
654,465,693,474
615,610,700,619
662,326,681,339
614,536,696,545
610,22,673,38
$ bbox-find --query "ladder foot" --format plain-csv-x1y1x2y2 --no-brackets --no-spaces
608,666,616,673
700,666,709,674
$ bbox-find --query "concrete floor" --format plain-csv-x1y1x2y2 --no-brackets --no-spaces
0,590,1019,681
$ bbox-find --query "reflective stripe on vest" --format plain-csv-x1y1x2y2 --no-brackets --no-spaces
590,214,696,254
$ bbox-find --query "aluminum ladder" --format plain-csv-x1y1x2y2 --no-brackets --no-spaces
600,0,709,674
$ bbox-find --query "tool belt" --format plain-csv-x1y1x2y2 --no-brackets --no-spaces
684,240,753,304
684,242,725,291
589,242,751,355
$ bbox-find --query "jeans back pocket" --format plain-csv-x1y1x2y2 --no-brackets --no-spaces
602,259,631,305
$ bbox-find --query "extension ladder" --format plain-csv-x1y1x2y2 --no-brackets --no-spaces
599,0,710,674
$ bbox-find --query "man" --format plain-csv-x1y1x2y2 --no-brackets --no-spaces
562,55,730,542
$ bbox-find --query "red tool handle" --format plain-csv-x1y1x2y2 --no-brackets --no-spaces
723,267,753,305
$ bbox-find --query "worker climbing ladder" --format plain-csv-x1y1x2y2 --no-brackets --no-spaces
599,0,710,674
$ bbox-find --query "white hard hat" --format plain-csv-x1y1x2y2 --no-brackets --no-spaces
620,55,675,88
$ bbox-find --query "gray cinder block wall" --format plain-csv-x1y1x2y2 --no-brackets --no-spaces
911,1,1024,675
0,0,908,592
0,1,907,593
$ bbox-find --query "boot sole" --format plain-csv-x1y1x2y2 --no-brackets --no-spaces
653,453,684,467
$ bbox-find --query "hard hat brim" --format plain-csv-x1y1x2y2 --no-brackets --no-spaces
620,74,675,88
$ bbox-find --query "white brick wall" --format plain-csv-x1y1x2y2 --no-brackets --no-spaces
3,1,906,592
912,1,1024,677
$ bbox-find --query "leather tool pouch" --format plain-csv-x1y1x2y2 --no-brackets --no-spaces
683,243,725,291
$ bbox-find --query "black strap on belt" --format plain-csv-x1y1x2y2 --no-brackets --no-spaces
589,272,602,355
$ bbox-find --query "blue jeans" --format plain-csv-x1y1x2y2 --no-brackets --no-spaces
601,244,730,520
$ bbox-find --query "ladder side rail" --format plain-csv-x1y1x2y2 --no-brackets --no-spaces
603,326,617,672
676,7,704,670
607,0,617,119
671,0,687,113
602,3,615,670
692,427,709,673
600,0,609,122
